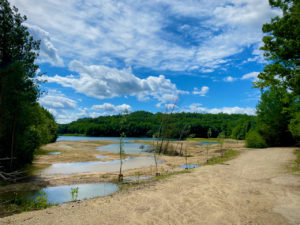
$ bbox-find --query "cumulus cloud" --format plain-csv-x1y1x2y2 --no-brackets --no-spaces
223,76,237,82
11,0,279,72
42,60,187,104
193,86,209,96
91,103,132,113
241,72,260,81
183,103,256,115
25,23,64,66
39,91,76,109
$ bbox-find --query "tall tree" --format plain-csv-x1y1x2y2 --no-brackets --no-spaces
254,0,300,146
0,0,57,173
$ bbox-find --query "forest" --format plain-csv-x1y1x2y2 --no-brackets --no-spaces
58,111,256,140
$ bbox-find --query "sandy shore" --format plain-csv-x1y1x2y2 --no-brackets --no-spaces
1,147,299,225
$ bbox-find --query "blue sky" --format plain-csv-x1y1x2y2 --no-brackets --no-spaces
11,0,280,123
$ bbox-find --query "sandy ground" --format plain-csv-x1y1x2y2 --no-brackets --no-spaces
1,147,299,225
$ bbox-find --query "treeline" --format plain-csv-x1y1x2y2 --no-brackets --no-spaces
0,1,57,175
58,111,256,140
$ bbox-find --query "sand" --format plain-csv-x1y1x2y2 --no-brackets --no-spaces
1,147,300,225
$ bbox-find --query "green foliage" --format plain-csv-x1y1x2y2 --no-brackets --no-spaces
256,87,294,146
0,1,57,171
255,0,300,95
292,149,300,172
58,111,256,140
246,130,267,148
71,187,79,201
252,0,299,147
206,149,240,165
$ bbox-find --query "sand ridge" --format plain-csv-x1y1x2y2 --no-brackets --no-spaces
1,147,300,225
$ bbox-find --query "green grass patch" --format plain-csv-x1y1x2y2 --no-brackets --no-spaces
186,137,219,142
0,191,56,218
206,149,240,165
291,149,300,173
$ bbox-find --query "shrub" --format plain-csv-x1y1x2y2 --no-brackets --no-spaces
246,130,267,148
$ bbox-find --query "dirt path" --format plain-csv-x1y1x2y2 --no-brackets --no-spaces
1,147,300,225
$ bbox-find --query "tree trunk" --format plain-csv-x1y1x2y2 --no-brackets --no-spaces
10,113,17,170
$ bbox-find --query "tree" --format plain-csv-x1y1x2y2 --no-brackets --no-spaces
255,0,300,95
0,0,57,174
253,0,300,146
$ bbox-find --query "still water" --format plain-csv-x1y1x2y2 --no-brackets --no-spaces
0,183,119,205
57,136,154,142
97,143,153,154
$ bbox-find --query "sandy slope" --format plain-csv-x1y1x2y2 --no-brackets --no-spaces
1,147,300,225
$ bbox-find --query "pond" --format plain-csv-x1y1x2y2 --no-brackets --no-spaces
97,143,153,154
47,152,61,155
197,141,218,146
37,156,163,175
0,183,119,205
57,136,155,142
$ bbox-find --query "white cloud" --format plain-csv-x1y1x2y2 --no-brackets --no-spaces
25,23,64,67
42,60,187,104
223,76,237,82
241,72,260,81
91,103,131,113
183,104,256,115
39,91,76,109
11,0,279,72
193,86,209,96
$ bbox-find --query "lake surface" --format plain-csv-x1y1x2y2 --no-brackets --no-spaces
57,136,155,142
197,141,218,146
180,164,199,169
0,183,119,205
47,152,61,155
97,143,153,154
38,156,163,175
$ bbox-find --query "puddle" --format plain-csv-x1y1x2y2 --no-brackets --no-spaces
97,143,153,154
124,176,152,181
37,156,163,175
0,183,119,205
47,152,61,155
95,155,108,159
197,141,218,146
180,164,199,169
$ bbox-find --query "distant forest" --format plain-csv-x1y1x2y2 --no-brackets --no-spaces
58,111,256,140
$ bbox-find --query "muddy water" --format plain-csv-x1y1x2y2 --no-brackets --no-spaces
37,156,163,175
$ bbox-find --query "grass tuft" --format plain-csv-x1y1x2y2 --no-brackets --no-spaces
206,149,240,165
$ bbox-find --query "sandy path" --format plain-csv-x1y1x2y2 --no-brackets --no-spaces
1,147,300,225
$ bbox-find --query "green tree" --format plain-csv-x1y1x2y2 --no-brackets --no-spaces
0,0,57,173
254,0,300,146
255,0,300,95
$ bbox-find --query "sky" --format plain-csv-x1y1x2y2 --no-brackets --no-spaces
10,0,280,123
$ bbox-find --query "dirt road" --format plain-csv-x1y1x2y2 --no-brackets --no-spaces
1,147,299,225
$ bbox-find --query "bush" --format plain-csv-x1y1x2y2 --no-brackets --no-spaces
246,130,267,148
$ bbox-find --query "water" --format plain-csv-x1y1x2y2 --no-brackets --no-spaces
95,155,108,159
57,136,154,142
38,156,163,175
197,141,218,146
47,152,61,155
180,164,199,169
124,176,152,181
0,183,119,205
97,143,153,154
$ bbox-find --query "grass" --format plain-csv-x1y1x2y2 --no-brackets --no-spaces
206,149,240,165
186,137,219,142
291,149,300,173
0,191,56,218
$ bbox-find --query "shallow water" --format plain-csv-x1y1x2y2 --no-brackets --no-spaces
47,152,61,155
95,155,108,159
38,156,163,175
0,183,119,205
197,141,218,146
124,176,152,181
57,136,154,142
180,164,199,169
97,143,153,154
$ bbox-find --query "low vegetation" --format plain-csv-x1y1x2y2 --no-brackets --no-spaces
206,150,240,165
